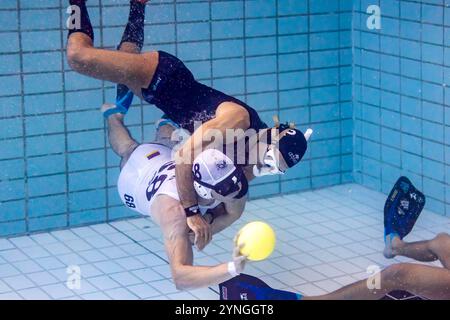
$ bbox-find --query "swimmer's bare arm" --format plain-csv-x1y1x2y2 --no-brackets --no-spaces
175,103,250,250
153,195,245,290
166,230,233,290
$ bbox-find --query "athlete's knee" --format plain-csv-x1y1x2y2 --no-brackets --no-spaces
430,233,450,252
119,143,139,170
67,44,90,71
434,233,450,243
382,263,410,289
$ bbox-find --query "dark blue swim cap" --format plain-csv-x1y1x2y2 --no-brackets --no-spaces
276,124,308,168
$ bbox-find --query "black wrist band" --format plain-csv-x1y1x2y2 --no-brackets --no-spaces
185,205,200,217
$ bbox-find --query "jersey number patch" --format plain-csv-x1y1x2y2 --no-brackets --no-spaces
124,194,136,208
146,161,176,203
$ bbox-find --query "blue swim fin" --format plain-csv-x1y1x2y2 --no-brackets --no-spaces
384,176,426,240
103,84,134,118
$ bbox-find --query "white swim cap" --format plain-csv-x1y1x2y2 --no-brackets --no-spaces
192,149,248,200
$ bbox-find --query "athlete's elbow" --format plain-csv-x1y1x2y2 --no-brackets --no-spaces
171,266,197,291
172,273,191,291
173,278,189,291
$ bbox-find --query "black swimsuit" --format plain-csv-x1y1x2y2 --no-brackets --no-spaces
141,51,268,134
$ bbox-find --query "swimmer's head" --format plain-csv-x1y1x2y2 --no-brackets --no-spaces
192,149,248,201
254,122,313,177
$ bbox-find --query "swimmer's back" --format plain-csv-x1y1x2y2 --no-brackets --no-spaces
117,143,178,215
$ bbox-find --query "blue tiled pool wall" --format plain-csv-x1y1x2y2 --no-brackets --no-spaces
0,0,353,236
353,0,450,216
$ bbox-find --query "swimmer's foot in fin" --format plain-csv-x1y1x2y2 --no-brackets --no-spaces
102,84,134,118
383,176,426,258
383,233,402,259
101,103,125,120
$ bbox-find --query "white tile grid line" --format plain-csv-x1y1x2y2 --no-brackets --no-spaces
50,229,81,242
0,292,23,300
17,287,51,300
167,291,198,300
12,259,43,274
19,246,53,260
77,249,109,263
126,283,162,299
282,204,313,215
89,223,121,235
145,295,170,300
303,223,335,236
0,249,29,263
321,232,355,246
294,283,327,296
127,217,155,229
301,235,326,251
1,248,171,299
0,239,16,251
308,249,342,264
80,291,112,300
300,212,330,224
29,233,61,246
284,215,317,228
271,271,307,287
108,220,141,233
289,238,320,253
326,246,360,260
275,227,304,241
70,226,99,238
252,260,286,275
258,275,288,291
8,236,38,248
249,198,281,208
313,279,342,293
266,217,298,229
104,287,139,300
188,287,220,300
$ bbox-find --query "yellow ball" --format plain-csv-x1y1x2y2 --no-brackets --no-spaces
236,221,276,261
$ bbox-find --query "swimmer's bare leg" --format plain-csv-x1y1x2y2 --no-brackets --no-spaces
304,263,450,300
304,233,450,300
66,0,157,96
389,233,450,269
115,0,147,108
102,105,139,169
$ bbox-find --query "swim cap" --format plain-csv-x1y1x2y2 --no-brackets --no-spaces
192,149,248,200
276,124,308,168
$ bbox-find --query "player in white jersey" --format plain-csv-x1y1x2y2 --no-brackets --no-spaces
117,143,231,218
103,103,249,290
117,143,178,215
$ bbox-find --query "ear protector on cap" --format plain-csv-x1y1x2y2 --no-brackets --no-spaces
253,116,313,177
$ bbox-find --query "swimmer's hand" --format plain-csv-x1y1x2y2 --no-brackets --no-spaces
188,213,214,245
232,239,248,275
187,214,212,251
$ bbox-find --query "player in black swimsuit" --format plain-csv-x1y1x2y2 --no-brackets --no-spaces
66,0,312,250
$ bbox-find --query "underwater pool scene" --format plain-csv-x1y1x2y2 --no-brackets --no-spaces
0,0,449,301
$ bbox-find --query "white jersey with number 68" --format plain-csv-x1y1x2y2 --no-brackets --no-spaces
117,143,179,216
